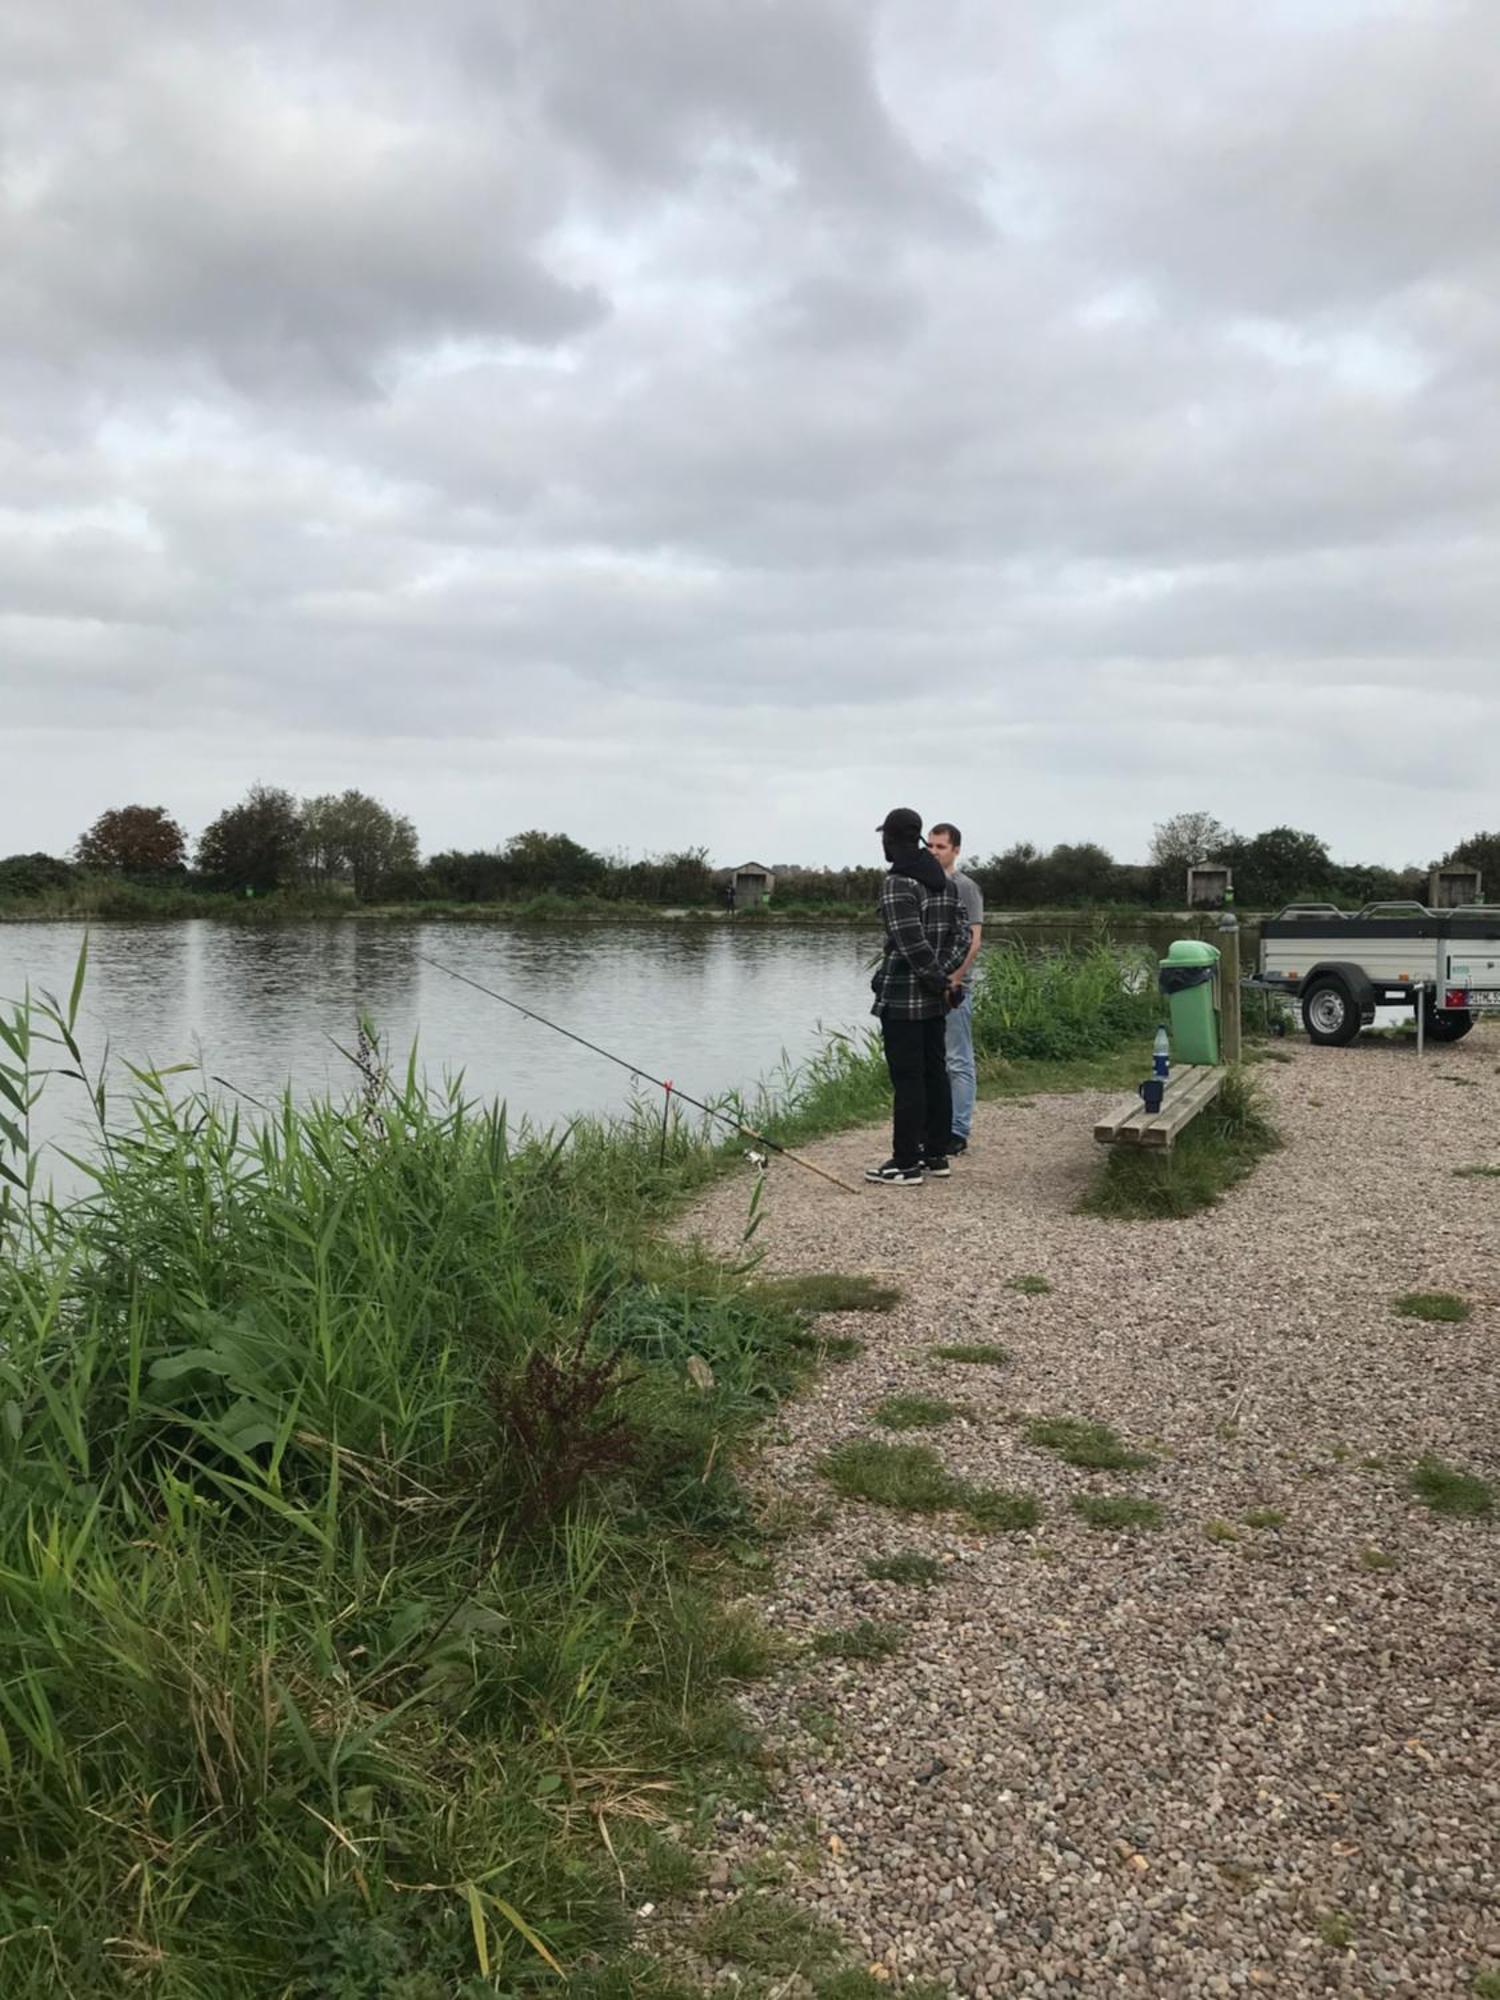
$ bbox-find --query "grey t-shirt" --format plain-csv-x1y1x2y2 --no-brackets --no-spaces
952,869,983,983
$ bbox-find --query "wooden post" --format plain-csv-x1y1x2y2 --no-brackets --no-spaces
1218,912,1242,1066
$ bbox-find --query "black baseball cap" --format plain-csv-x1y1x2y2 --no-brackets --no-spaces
875,807,923,840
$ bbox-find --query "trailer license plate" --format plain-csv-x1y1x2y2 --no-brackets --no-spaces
1467,989,1500,1008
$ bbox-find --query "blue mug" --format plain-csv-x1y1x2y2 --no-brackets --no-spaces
1138,1077,1165,1114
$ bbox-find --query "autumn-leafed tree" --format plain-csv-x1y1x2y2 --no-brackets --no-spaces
299,791,419,900
74,805,187,874
196,784,303,894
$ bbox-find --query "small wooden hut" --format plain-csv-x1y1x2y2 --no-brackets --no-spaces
730,863,775,910
1429,866,1482,909
1186,864,1233,910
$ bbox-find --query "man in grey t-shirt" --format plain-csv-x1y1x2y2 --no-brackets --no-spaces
928,823,984,1154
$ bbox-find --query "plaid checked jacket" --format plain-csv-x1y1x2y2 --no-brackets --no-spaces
870,870,972,1020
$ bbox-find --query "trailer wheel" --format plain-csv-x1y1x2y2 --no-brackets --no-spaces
1302,976,1360,1046
1422,999,1474,1044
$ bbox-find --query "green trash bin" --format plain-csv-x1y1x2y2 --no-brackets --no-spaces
1159,939,1221,1064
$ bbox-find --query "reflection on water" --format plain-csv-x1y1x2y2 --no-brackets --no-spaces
0,922,883,1180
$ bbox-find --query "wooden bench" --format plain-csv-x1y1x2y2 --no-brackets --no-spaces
1093,1064,1226,1152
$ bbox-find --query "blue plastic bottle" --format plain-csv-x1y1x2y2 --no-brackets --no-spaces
1153,1026,1170,1079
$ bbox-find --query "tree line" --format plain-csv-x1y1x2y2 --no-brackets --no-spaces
0,793,1494,912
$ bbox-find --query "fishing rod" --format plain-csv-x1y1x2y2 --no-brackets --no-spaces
417,953,862,1196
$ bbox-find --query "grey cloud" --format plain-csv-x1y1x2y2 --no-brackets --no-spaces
2,0,1499,869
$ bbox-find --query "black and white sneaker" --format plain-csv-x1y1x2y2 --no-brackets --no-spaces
864,1159,925,1187
923,1154,952,1178
946,1135,969,1156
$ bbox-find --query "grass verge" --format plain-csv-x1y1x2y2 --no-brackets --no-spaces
1078,1065,1280,1220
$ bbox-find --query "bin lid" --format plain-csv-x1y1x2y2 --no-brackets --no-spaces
1162,938,1221,967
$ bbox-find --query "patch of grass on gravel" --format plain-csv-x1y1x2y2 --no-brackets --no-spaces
698,1896,842,1975
1204,1519,1239,1543
1072,1495,1163,1530
1244,1507,1285,1529
565,1954,707,2000
1452,1164,1500,1179
822,1440,958,1512
1026,1415,1155,1471
1392,1291,1471,1323
794,1702,842,1746
1008,1273,1052,1295
1360,1548,1397,1572
817,1972,950,2000
873,1393,963,1429
1318,1911,1356,1949
630,1832,707,1901
1411,1455,1494,1517
821,1440,1039,1532
788,1331,865,1361
864,1551,944,1585
1472,1970,1500,1999
965,1487,1043,1532
1078,1066,1280,1220
930,1342,1011,1366
757,1272,901,1314
811,1619,903,1661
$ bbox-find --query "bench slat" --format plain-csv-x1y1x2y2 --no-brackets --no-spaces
1094,1064,1225,1152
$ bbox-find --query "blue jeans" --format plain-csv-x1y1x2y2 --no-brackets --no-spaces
945,986,976,1141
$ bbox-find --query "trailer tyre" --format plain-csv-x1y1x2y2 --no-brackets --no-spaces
1422,1000,1475,1044
1302,975,1360,1046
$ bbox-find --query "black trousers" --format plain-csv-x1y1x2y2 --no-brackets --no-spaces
879,1014,953,1166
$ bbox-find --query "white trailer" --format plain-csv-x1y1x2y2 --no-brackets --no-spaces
1252,902,1500,1048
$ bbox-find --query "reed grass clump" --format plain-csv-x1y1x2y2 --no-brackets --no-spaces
968,940,1159,1063
0,969,823,1997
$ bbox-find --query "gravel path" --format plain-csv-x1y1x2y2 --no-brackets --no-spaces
677,1033,1500,1998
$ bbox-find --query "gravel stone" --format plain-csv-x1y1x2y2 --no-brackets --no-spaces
679,1034,1500,1994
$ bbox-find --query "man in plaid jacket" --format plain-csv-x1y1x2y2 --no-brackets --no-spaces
866,808,972,1186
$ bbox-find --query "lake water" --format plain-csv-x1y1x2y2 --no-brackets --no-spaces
0,915,1226,1189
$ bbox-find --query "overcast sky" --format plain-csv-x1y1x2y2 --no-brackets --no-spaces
3,0,1495,869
